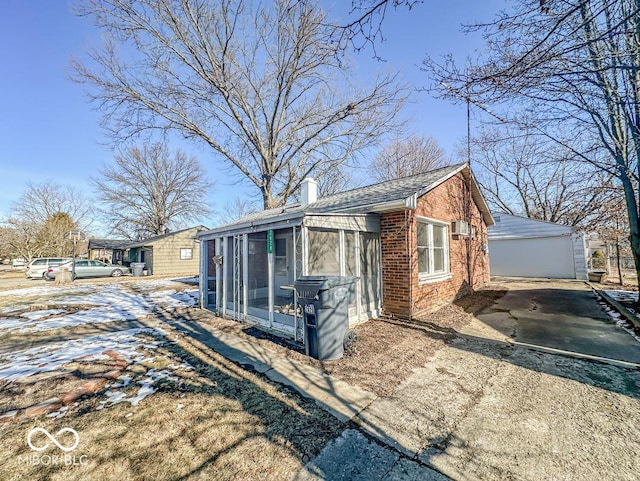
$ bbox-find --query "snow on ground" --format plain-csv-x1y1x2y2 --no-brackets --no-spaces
597,291,640,343
603,289,639,307
0,277,201,415
0,284,93,299
0,328,163,382
0,279,199,334
21,309,66,320
98,369,178,409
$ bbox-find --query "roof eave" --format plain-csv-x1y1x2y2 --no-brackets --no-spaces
198,211,305,239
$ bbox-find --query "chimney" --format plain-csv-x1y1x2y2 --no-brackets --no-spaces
301,178,319,206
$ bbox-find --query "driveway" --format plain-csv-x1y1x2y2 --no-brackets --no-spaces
304,279,640,480
477,279,640,365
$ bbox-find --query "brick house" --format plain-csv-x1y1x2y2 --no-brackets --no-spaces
198,163,493,341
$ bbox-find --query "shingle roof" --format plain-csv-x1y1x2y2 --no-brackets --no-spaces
308,163,465,213
205,163,493,235
88,238,130,251
125,225,208,248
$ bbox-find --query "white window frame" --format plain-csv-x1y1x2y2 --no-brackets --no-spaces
180,247,193,260
417,216,451,283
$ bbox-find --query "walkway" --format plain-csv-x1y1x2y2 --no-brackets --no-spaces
169,280,640,480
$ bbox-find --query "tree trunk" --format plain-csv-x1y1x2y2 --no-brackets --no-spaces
615,240,623,286
629,230,640,307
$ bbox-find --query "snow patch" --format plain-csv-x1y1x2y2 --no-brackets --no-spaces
22,309,67,321
99,369,177,409
0,281,197,333
0,328,163,382
595,292,640,344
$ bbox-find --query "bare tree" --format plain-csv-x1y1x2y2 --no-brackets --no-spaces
425,0,640,291
219,197,259,225
369,134,449,182
73,0,405,210
94,143,212,238
1,182,92,260
321,0,423,56
471,125,615,229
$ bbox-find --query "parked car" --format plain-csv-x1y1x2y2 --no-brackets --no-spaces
45,260,129,280
25,258,72,279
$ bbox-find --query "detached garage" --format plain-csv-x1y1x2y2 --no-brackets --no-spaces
488,213,587,280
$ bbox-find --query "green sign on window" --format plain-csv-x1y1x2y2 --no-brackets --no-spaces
267,230,274,254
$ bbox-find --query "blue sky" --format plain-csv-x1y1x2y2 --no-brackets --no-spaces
0,1,507,234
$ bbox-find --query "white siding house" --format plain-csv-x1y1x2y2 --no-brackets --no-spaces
488,213,588,280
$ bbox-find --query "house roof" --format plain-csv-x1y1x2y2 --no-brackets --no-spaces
125,225,208,248
202,163,494,237
88,238,130,251
488,213,575,240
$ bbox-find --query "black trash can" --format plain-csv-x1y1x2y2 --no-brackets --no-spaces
294,276,358,360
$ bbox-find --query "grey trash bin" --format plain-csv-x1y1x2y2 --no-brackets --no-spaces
131,262,145,277
294,276,358,360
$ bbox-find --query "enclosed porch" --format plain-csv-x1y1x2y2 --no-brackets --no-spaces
199,214,382,341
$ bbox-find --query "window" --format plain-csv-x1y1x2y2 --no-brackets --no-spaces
274,237,287,276
417,219,450,278
180,248,193,260
308,229,340,275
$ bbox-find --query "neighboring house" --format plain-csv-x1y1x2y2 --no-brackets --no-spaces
126,226,207,276
88,239,129,264
198,163,493,341
487,213,588,280
89,226,207,276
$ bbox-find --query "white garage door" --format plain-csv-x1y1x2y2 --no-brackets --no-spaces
490,236,576,278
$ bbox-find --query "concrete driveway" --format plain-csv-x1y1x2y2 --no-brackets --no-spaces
305,279,640,481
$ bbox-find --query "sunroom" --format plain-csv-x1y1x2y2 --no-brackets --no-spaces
198,185,382,342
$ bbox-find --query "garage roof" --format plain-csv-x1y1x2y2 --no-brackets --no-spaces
488,213,575,240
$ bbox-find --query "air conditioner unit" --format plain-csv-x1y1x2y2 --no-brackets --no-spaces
452,220,470,236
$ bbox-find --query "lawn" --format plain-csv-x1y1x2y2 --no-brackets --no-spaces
0,278,342,481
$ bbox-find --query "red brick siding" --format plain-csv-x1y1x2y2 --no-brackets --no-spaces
380,211,412,317
380,172,490,318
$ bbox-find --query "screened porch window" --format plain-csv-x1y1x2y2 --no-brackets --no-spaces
307,229,340,275
417,219,449,278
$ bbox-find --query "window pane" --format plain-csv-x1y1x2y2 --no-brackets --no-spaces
433,225,446,248
275,238,286,257
417,222,427,247
247,232,268,312
308,229,340,275
345,231,356,277
418,247,429,273
433,247,445,272
360,232,381,311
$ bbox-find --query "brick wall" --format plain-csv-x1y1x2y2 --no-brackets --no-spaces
380,211,412,317
381,172,490,318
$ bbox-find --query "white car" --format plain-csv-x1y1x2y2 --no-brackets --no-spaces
25,258,72,279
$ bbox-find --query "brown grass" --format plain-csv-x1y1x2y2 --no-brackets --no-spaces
206,286,507,397
597,268,639,291
0,308,342,481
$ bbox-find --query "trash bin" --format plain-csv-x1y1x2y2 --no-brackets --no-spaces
294,275,358,360
131,262,145,277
